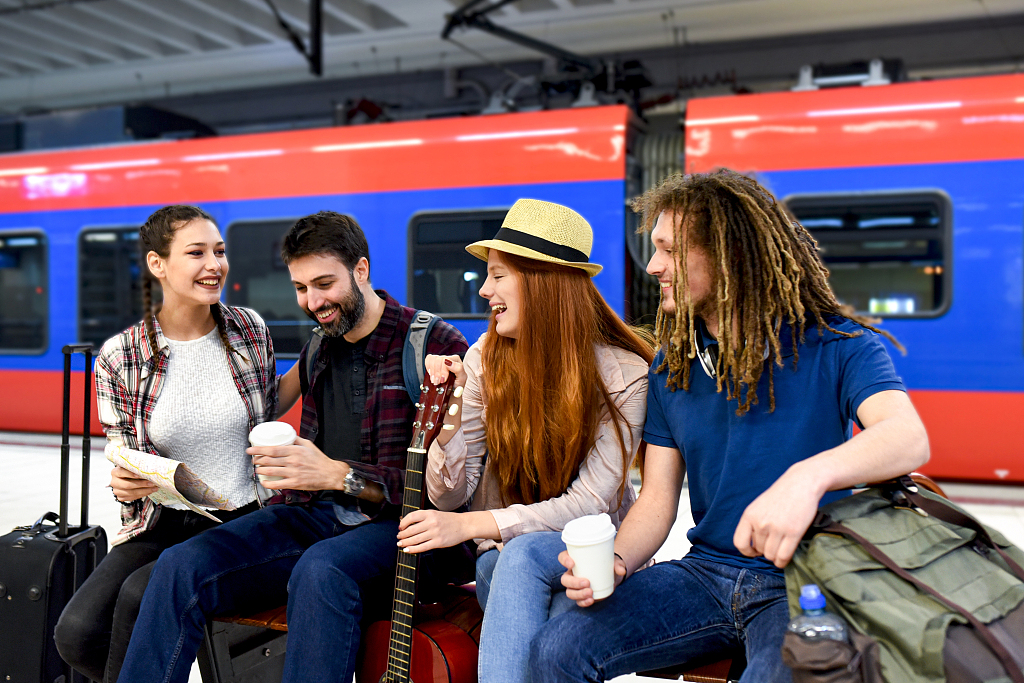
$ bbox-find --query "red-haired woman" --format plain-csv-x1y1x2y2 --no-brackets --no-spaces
397,198,653,683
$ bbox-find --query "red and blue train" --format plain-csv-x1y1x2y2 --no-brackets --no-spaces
0,72,1021,483
0,107,632,435
685,73,1024,483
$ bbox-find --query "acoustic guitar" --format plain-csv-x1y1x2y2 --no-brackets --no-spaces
357,375,480,683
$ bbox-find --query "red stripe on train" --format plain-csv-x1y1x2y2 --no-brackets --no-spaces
0,370,300,438
1,371,1018,484
0,107,628,214
908,389,1024,484
684,73,1024,173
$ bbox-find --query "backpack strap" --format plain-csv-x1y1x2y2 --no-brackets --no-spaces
899,486,1024,581
403,310,439,401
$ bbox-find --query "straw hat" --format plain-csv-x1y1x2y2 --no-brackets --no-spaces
466,198,602,277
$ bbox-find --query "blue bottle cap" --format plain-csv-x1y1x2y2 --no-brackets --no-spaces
799,584,826,611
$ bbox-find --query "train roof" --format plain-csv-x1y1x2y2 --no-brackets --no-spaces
684,72,1024,173
0,106,630,214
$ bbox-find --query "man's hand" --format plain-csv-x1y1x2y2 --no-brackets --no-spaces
733,390,931,569
110,466,159,502
733,463,822,569
249,437,345,491
559,550,627,607
397,510,470,553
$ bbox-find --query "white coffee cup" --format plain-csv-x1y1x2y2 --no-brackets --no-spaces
561,513,617,600
248,421,296,485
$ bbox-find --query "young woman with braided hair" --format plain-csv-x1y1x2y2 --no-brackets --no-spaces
395,198,654,683
528,169,930,683
55,205,298,683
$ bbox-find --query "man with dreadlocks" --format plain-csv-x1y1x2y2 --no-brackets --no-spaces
529,169,930,682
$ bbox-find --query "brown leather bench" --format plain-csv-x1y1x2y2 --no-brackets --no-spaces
197,585,482,683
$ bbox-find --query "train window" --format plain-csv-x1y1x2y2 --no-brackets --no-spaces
225,218,310,357
785,192,951,317
0,230,47,353
408,210,506,317
79,227,142,348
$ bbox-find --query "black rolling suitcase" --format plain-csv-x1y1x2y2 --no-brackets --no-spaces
0,344,108,683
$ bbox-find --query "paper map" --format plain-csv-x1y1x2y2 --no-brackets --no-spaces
105,442,236,522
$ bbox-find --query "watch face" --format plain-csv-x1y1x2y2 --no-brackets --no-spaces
345,471,365,495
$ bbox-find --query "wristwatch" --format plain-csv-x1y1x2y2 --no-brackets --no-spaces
342,470,366,497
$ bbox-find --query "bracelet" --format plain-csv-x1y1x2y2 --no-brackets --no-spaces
614,552,631,581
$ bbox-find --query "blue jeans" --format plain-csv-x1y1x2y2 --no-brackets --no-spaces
528,555,794,683
117,502,399,683
477,532,576,683
474,546,500,610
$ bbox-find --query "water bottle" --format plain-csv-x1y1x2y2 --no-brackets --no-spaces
787,584,848,642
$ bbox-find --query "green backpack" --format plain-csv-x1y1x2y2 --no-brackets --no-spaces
784,477,1024,683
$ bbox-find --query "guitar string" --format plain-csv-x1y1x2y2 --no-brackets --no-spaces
383,384,452,681
387,452,425,676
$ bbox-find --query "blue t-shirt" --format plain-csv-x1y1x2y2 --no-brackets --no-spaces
643,316,905,573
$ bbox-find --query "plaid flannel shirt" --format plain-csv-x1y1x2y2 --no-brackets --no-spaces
95,304,278,545
283,290,468,514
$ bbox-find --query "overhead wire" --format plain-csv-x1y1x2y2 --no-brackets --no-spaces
0,0,106,16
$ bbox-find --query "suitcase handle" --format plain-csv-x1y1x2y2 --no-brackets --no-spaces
60,344,94,539
30,511,60,532
12,511,60,536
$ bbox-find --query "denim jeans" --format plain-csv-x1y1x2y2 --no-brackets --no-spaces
528,555,794,683
117,501,399,683
475,547,500,610
54,503,255,683
477,532,577,683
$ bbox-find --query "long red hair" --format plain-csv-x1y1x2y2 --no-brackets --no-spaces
481,252,654,506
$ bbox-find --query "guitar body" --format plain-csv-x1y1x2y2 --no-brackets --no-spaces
358,618,478,683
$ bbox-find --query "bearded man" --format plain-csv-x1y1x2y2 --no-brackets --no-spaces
530,170,930,682
118,211,469,682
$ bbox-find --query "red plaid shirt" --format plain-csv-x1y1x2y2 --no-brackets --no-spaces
285,291,468,513
95,305,278,545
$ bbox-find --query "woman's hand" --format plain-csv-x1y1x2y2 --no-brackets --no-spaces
110,466,159,503
423,354,466,446
397,510,471,553
424,354,467,389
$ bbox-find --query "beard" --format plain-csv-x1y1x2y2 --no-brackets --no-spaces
692,292,716,322
661,286,715,322
307,272,366,338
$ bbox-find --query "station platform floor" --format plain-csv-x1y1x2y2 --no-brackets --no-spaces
3,431,1023,683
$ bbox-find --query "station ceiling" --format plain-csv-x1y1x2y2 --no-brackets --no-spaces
2,0,1023,115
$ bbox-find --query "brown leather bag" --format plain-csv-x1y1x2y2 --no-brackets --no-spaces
782,631,884,683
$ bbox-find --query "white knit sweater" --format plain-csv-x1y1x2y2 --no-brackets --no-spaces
149,328,255,510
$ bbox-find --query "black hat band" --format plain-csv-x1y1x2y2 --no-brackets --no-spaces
493,227,589,264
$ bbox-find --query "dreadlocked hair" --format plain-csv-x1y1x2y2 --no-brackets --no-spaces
139,205,247,364
480,252,655,508
634,169,902,416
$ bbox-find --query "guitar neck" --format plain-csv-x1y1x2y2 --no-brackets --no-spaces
383,376,453,683
384,445,428,682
